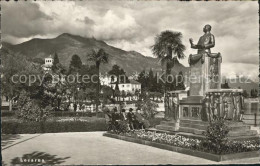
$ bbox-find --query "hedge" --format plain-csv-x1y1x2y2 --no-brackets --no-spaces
1,111,99,117
2,120,107,134
1,111,15,117
51,111,97,117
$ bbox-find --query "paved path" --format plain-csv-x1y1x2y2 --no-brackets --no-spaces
2,132,259,165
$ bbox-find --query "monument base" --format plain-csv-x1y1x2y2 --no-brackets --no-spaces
155,120,179,132
179,119,259,141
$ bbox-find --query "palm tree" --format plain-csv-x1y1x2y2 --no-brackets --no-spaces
151,30,186,92
151,30,185,120
88,48,109,112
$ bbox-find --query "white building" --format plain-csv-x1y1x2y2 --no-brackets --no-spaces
111,79,141,94
42,55,53,71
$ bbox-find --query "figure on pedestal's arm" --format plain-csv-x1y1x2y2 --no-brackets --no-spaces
189,24,221,65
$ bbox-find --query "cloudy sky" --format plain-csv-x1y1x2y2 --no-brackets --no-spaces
2,1,259,81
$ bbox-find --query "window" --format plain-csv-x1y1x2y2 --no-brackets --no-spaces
183,107,189,117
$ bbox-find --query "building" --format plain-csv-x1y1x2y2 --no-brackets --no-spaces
111,79,141,94
42,55,54,71
41,54,66,84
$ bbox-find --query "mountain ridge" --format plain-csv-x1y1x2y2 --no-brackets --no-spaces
2,33,188,76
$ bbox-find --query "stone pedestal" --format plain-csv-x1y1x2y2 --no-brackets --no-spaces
180,55,222,121
189,55,222,96
178,119,259,141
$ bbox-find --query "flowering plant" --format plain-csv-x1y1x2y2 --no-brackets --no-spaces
115,129,259,155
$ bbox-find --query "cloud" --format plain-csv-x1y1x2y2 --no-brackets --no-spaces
2,1,52,39
76,16,95,26
1,1,258,80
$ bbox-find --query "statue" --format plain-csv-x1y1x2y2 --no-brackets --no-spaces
189,24,221,65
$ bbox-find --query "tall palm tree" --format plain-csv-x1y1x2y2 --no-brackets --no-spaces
151,30,185,120
151,30,186,92
88,48,109,112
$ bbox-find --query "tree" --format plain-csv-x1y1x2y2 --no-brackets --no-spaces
121,90,126,102
53,53,59,66
108,65,128,88
151,31,185,120
88,49,109,112
151,30,186,92
250,89,258,98
1,49,29,111
136,98,159,119
176,71,185,90
102,85,113,104
137,70,148,92
52,53,60,72
69,54,82,73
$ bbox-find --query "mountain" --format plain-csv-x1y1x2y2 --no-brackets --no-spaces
2,33,188,76
223,77,258,93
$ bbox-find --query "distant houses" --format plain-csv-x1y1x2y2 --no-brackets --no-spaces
100,74,141,94
111,79,141,94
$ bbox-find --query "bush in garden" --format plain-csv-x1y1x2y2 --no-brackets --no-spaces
201,118,230,154
136,98,159,119
2,120,107,134
108,120,130,134
117,120,130,133
16,90,53,122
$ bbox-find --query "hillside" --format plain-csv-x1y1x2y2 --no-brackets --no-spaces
2,33,188,76
223,77,258,94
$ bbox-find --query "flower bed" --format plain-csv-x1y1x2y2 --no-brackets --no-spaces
111,130,260,155
104,131,260,161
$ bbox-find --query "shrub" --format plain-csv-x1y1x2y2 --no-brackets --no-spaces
51,111,96,117
201,118,230,154
1,111,15,117
16,90,53,122
136,98,159,119
2,120,107,134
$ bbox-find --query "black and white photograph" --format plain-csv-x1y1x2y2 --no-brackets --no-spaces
1,0,259,165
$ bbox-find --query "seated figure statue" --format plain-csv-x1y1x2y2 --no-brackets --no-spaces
189,24,221,65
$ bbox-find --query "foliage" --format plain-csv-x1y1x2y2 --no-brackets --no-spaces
175,71,186,90
114,130,260,155
16,90,53,122
2,120,106,134
137,69,164,94
1,111,96,117
88,48,109,112
101,85,114,104
108,64,128,83
201,118,230,154
151,30,186,91
250,89,258,98
109,120,130,134
151,31,186,60
69,54,82,73
1,48,29,111
136,97,159,119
